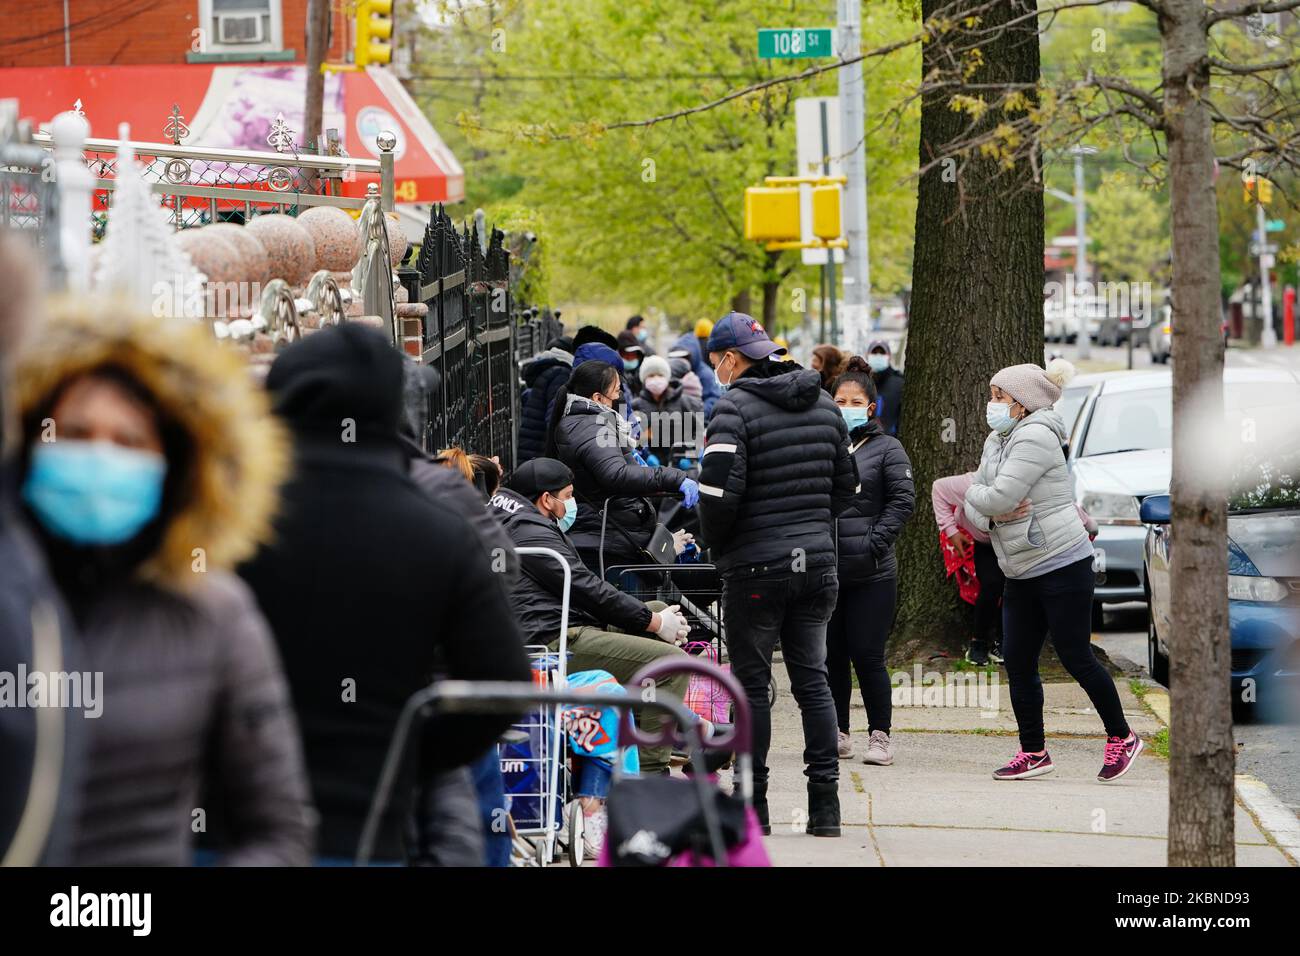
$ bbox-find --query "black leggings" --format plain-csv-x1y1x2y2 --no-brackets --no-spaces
826,577,897,735
972,541,1005,645
1002,556,1129,752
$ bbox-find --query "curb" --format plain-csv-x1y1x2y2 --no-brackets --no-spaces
1143,686,1297,865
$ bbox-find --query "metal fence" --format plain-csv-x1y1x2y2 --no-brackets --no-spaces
410,203,560,474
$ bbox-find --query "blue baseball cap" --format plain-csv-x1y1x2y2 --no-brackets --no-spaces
705,312,786,360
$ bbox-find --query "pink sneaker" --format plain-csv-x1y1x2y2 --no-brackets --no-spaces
992,750,1054,781
1097,732,1143,782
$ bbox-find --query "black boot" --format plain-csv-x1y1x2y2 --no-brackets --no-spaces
752,779,771,836
806,781,841,837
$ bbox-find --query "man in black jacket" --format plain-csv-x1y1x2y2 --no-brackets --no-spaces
239,324,531,863
699,312,858,837
866,339,905,437
490,458,692,775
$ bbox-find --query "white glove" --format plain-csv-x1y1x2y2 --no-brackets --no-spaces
671,529,694,556
655,605,690,646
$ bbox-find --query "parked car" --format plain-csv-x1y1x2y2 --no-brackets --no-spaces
1141,438,1300,714
1065,367,1300,628
1146,297,1229,364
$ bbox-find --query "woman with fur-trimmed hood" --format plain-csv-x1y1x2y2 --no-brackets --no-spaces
9,298,314,866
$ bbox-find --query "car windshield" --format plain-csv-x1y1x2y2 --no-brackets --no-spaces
1080,381,1300,459
1054,387,1090,440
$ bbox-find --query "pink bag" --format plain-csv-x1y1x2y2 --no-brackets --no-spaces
682,641,732,725
666,807,771,867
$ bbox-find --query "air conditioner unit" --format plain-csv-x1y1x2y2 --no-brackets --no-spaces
215,12,265,45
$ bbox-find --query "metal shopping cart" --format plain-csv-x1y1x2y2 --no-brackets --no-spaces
357,655,765,867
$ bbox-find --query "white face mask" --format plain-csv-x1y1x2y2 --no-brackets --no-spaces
644,375,669,397
986,401,1016,434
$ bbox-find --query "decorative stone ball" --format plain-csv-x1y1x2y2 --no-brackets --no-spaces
246,214,317,286
298,206,360,272
175,229,242,288
204,222,271,287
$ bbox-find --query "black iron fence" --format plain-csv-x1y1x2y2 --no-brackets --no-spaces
408,204,561,475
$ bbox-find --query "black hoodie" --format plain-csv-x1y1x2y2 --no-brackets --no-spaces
697,361,859,575
240,324,530,860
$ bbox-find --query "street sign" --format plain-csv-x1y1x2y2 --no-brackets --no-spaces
758,28,835,59
1250,242,1279,256
1266,219,1285,232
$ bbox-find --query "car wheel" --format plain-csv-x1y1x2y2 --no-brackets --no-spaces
1147,612,1169,687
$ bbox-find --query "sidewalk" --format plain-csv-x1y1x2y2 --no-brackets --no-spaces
750,664,1295,867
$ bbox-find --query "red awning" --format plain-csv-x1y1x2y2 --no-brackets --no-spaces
4,64,463,204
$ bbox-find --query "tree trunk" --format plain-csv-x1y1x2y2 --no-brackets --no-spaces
302,0,331,150
761,279,779,328
731,289,752,315
892,0,1044,658
1161,0,1234,867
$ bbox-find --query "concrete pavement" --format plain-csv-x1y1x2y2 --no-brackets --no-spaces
745,661,1295,867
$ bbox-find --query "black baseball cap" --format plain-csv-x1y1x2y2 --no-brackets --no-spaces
705,312,786,360
506,458,574,500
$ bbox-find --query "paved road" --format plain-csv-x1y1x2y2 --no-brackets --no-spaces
1094,604,1300,819
1044,340,1300,372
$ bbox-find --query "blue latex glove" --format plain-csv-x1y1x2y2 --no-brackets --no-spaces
679,477,700,509
646,453,661,467
678,457,691,471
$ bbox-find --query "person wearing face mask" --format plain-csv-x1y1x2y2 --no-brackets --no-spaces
625,315,656,356
11,298,313,866
632,355,703,468
616,330,645,393
699,312,859,837
489,458,693,776
546,360,697,574
825,357,914,766
865,340,904,438
964,359,1142,784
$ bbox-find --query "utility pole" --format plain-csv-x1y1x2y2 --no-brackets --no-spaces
1072,145,1096,360
303,0,331,152
1256,201,1277,347
836,0,870,352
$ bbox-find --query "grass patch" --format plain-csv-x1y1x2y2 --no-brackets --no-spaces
1147,726,1170,759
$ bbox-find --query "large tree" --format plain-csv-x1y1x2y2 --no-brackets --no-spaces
890,0,1045,659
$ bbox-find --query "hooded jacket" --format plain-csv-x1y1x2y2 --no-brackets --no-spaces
11,301,312,866
239,323,530,861
963,408,1090,579
671,332,721,417
835,418,915,585
488,487,652,643
517,346,573,464
872,365,905,438
552,396,688,569
698,361,859,575
632,379,703,465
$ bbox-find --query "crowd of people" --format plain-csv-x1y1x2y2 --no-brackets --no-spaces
0,264,1143,865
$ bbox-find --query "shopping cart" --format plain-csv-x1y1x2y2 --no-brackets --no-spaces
357,656,762,867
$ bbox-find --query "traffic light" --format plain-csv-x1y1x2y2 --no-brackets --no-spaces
1244,176,1273,205
744,187,800,241
355,0,394,68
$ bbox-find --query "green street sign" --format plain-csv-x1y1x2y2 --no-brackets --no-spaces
758,28,835,60
1265,218,1285,232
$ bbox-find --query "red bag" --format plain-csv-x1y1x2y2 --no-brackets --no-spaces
939,530,980,605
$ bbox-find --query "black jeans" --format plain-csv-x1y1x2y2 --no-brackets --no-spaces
973,541,1005,646
722,567,840,786
826,577,897,735
1002,556,1130,753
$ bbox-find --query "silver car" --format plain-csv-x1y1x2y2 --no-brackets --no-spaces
1064,367,1300,627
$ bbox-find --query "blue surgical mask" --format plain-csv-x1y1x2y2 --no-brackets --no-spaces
841,407,871,432
636,328,649,343
623,357,640,371
23,440,167,546
557,496,577,533
986,402,1016,435
867,354,889,373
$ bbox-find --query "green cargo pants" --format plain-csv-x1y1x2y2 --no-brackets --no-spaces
550,601,691,775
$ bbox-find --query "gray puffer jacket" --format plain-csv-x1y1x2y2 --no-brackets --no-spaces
963,408,1089,579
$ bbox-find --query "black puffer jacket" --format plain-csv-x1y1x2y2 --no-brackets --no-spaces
836,418,915,585
632,381,704,465
698,362,859,576
873,367,905,437
551,397,688,569
517,348,573,464
488,487,653,643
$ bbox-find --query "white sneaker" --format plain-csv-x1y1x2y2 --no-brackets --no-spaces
837,730,854,759
862,730,894,766
582,807,608,860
